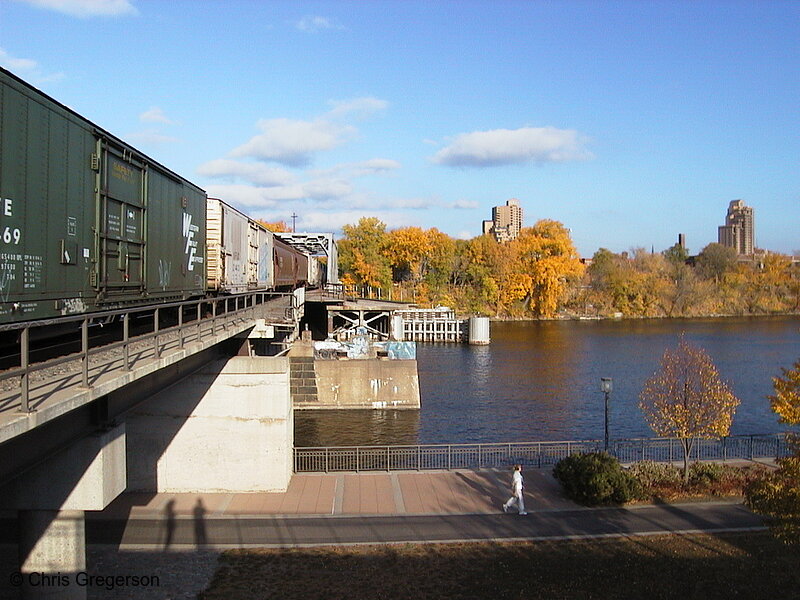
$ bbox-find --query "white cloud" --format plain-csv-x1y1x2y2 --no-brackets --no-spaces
387,197,434,209
230,118,356,167
205,176,352,209
0,47,64,83
327,97,388,119
312,158,401,179
297,210,418,233
197,159,294,187
15,0,138,17
352,158,401,175
432,126,593,167
302,178,353,200
456,230,474,240
295,15,343,33
205,184,281,208
126,129,178,146
139,107,175,124
452,199,479,210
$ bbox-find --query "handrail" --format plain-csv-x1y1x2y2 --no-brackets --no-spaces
293,434,791,473
1,291,293,412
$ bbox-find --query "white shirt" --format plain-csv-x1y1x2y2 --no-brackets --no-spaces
512,470,523,495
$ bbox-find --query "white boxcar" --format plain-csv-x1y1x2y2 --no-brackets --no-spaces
207,198,272,293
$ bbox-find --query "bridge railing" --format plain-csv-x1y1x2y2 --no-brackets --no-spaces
293,433,791,473
0,291,294,412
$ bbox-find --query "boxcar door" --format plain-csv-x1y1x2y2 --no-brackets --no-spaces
95,139,146,300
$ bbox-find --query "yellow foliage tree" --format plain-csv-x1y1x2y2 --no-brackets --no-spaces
424,228,457,290
338,217,392,289
384,227,433,282
257,220,291,233
511,220,585,317
771,358,800,425
639,335,741,482
745,358,800,545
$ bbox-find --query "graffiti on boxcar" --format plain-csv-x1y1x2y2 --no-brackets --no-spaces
0,268,14,302
158,259,171,290
60,297,86,315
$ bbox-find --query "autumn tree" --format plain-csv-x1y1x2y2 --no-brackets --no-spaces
744,358,800,545
639,335,741,483
509,220,584,317
423,228,456,289
455,234,503,315
384,227,433,282
257,219,291,233
770,358,800,425
337,217,392,289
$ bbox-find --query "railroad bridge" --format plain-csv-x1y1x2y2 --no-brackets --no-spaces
0,289,419,599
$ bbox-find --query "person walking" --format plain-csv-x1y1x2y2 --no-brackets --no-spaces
502,464,527,515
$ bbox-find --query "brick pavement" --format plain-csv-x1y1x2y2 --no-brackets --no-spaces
94,467,581,520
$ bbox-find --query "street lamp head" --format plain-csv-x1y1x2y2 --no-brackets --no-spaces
600,377,613,393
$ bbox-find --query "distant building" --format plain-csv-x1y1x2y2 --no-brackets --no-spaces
718,199,754,255
483,198,523,243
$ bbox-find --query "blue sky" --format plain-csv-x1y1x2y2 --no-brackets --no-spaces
1,0,798,257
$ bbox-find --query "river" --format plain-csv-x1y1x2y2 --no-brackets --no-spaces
294,316,800,447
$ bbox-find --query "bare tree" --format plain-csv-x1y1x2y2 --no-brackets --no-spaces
639,335,741,483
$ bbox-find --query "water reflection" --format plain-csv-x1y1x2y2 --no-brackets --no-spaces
295,316,800,446
295,409,420,446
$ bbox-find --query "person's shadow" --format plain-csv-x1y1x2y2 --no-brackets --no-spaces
193,498,208,549
163,499,176,551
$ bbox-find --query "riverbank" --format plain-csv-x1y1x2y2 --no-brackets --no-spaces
480,311,800,322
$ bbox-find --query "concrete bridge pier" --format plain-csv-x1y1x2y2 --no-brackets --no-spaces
125,356,293,493
0,425,126,600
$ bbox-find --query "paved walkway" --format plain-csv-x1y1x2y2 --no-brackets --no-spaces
86,468,766,549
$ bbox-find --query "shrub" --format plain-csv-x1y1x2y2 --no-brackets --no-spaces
628,461,681,488
688,461,730,488
553,452,643,506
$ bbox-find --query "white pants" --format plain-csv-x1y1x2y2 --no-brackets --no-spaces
504,491,525,514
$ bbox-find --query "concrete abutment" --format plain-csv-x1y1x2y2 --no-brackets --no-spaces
125,356,293,493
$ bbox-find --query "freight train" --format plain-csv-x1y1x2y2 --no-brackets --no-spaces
0,67,324,327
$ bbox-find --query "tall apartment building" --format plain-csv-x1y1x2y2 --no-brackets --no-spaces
482,198,523,243
718,199,754,255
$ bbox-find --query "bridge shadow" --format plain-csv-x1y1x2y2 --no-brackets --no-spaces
0,340,239,582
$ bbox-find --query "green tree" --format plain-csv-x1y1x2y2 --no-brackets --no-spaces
662,243,689,265
639,335,741,483
745,358,800,545
696,243,738,283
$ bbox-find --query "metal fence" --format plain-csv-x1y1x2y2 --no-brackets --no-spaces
293,433,791,473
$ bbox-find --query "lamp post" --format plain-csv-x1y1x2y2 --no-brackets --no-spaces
600,377,613,452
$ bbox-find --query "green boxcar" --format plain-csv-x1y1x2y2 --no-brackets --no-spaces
0,67,206,325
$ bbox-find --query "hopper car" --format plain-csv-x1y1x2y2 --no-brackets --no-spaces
0,67,322,328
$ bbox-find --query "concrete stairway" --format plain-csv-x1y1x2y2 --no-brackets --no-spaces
289,356,318,404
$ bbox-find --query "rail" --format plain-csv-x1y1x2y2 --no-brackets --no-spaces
0,291,297,412
293,433,791,472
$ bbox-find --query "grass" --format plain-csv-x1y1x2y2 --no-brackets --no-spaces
199,531,800,600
